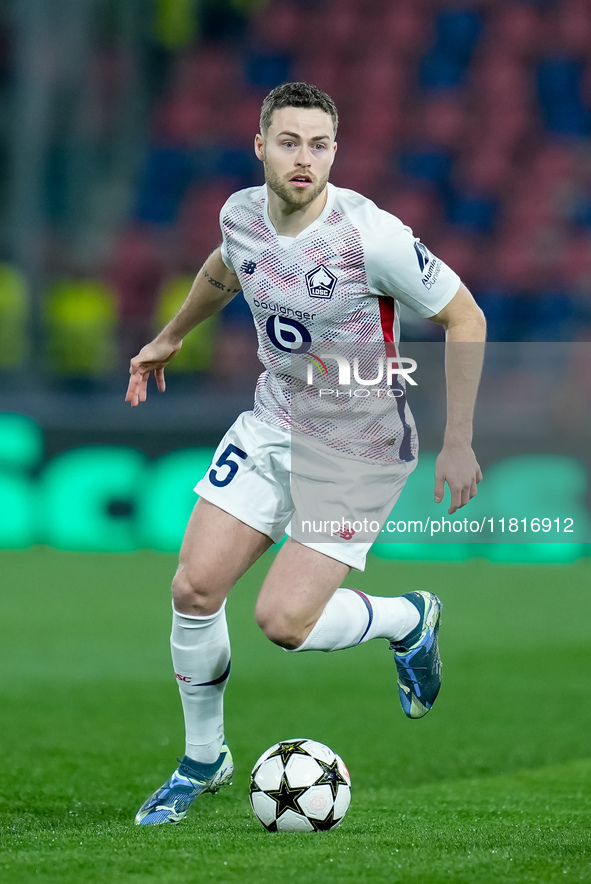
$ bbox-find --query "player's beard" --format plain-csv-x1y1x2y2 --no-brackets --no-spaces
264,161,330,210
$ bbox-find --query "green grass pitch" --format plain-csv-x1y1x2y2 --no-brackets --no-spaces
1,548,590,883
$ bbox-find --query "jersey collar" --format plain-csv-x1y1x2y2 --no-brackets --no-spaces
262,182,336,242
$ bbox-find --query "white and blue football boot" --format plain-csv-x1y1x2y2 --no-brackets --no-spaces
390,591,443,719
135,743,234,825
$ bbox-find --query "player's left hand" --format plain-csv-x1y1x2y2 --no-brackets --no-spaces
434,443,482,515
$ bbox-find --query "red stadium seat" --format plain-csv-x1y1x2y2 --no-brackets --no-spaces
154,94,211,146
431,233,479,286
503,189,556,232
169,49,237,105
457,145,513,195
350,102,403,149
472,57,535,109
378,3,432,57
412,95,468,149
309,2,363,53
382,189,443,240
331,144,388,195
294,56,349,106
540,0,591,58
110,228,165,322
178,181,237,265
227,94,263,141
350,58,409,107
494,235,539,290
531,143,576,185
488,5,543,59
250,2,302,51
475,106,536,156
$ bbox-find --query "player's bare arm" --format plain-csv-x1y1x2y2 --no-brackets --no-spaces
429,283,486,515
125,247,240,407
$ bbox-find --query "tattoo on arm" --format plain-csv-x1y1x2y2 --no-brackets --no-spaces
204,268,240,294
204,269,225,291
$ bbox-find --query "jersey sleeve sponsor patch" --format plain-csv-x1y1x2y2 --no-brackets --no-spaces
353,198,460,317
413,241,443,290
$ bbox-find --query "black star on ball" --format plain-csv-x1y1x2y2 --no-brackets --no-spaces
266,740,310,766
313,759,349,800
265,772,308,817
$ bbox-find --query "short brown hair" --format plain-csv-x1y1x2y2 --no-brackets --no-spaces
259,82,338,137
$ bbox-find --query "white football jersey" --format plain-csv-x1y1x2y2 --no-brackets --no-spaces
219,183,460,463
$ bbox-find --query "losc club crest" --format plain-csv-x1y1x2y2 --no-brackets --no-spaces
305,264,337,300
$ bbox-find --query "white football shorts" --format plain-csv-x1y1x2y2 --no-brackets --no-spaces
194,411,416,571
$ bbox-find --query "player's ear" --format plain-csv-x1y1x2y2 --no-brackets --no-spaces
254,133,265,161
329,140,337,167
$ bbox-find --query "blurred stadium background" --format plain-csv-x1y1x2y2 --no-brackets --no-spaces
2,7,591,880
1,0,591,559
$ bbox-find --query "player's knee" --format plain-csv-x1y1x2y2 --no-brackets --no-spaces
171,566,221,616
254,605,306,650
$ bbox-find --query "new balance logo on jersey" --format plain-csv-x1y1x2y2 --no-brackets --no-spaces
335,527,356,540
305,264,337,299
240,260,257,275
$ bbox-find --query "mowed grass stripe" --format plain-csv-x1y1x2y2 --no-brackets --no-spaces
2,761,590,883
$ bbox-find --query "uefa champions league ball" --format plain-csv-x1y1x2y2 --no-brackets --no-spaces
249,738,351,832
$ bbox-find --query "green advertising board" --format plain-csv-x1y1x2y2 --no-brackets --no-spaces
0,412,588,562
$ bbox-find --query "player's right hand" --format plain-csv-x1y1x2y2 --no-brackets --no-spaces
125,338,182,407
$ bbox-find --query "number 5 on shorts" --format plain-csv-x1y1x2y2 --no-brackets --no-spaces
208,443,248,488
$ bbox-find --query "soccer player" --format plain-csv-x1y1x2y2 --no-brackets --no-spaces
126,82,485,825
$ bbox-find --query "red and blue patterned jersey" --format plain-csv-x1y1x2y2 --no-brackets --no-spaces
220,183,460,463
